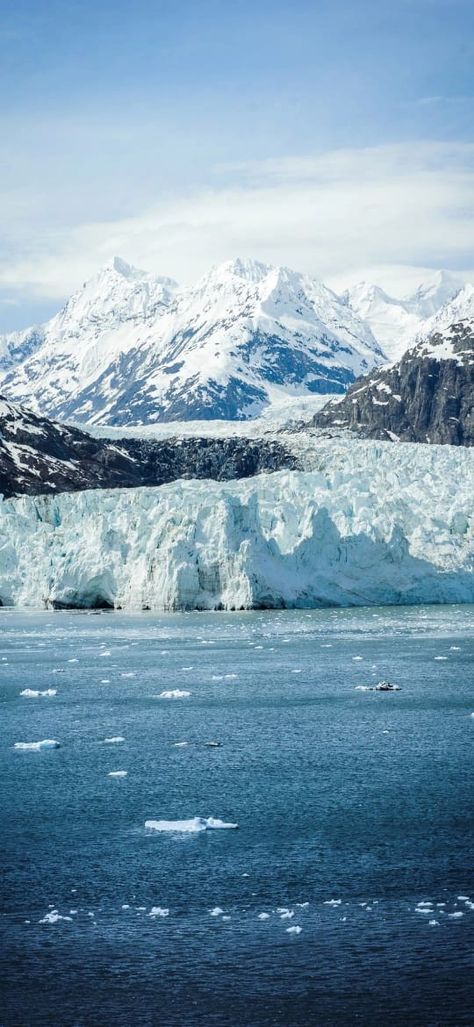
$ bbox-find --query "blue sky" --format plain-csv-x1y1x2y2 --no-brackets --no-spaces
1,0,473,329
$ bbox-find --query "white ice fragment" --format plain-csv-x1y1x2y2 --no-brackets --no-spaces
352,656,363,661
157,689,191,699
448,911,464,918
20,688,57,697
434,656,447,661
209,907,224,916
429,920,439,926
173,741,189,747
103,736,125,744
108,770,128,777
14,739,60,751
145,817,238,833
280,911,294,920
286,925,302,935
457,896,469,901
121,904,130,910
39,912,72,924
258,913,270,920
149,907,169,917
324,899,342,906
68,659,79,663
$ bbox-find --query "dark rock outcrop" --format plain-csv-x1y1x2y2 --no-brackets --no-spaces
0,396,298,499
314,322,474,445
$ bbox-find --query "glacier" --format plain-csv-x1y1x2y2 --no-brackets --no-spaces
0,438,472,610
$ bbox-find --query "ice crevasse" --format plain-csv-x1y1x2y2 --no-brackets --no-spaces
0,439,472,610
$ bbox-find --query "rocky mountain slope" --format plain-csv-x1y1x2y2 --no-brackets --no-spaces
314,288,474,445
1,439,472,609
343,270,465,361
0,258,385,425
0,396,298,499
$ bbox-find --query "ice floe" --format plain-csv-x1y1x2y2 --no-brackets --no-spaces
158,689,191,699
20,688,57,697
145,816,238,833
149,906,169,917
39,911,72,924
286,925,302,935
14,739,60,751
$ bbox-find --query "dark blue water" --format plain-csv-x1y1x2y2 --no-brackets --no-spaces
1,606,473,1026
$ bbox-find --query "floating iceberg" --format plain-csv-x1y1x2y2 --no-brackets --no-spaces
157,689,191,699
39,911,72,924
20,688,57,697
14,739,60,751
144,817,238,833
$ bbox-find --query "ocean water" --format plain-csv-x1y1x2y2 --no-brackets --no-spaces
1,605,473,1027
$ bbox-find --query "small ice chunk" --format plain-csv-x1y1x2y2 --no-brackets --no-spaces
352,656,363,661
14,739,60,751
324,899,342,906
296,902,309,908
101,679,111,684
108,770,128,778
20,688,57,698
149,906,169,917
100,651,111,657
429,920,439,926
39,912,72,924
103,736,125,744
355,685,372,691
158,690,191,699
258,913,270,920
286,925,302,935
434,656,447,661
121,672,135,678
374,681,401,691
68,659,79,663
457,896,469,901
209,907,224,916
224,674,237,680
173,741,189,747
448,911,464,918
291,669,302,674
145,817,238,833
280,911,294,920
222,915,231,921
121,904,130,910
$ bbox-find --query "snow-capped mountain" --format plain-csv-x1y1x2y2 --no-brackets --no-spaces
314,289,474,445
343,270,465,361
0,257,385,425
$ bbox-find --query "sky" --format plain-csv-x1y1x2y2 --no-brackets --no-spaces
1,0,473,330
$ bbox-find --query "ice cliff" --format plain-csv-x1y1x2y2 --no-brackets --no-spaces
0,439,472,610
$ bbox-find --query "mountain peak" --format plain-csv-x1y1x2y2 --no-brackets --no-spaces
208,257,274,284
101,256,147,279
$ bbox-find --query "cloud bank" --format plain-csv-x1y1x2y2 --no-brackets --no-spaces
1,140,473,321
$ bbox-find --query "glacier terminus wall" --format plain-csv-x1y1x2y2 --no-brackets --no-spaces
0,439,472,611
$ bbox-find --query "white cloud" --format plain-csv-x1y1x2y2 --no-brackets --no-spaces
1,140,473,305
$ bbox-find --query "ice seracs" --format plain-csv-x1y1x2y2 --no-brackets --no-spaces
0,437,472,610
